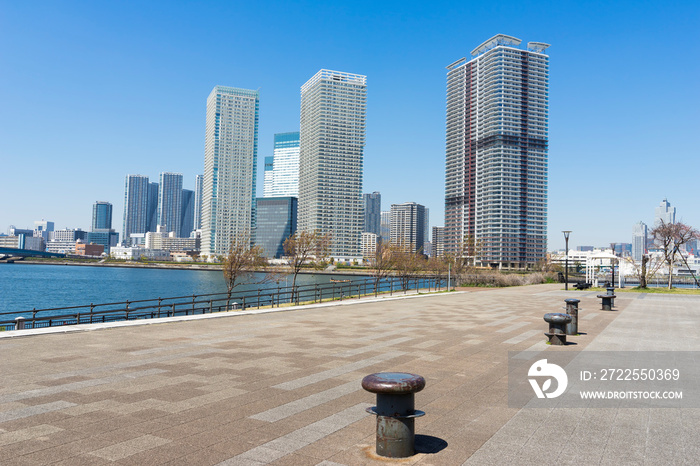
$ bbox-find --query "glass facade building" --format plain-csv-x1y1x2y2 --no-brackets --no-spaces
202,86,259,256
194,174,203,231
180,189,194,238
92,201,113,231
255,197,297,258
264,132,300,198
299,70,366,260
363,192,381,236
445,34,549,268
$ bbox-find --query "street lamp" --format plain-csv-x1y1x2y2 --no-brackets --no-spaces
563,231,572,290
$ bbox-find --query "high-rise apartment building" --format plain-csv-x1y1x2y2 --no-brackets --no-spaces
363,192,381,236
158,172,183,236
432,226,445,258
123,175,150,244
255,197,297,258
654,198,676,226
445,34,549,268
299,70,366,260
632,221,648,261
390,202,427,254
92,201,113,231
380,211,390,242
147,182,159,233
202,86,259,256
194,174,203,231
264,132,300,198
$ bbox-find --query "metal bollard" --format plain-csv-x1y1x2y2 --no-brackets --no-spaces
606,287,615,306
597,294,615,311
544,313,571,345
15,316,26,330
362,372,426,458
565,298,580,335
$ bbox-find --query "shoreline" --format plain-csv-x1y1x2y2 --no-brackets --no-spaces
9,259,373,276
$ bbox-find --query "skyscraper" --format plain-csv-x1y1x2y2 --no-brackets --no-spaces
92,201,113,231
263,156,275,197
202,86,259,257
180,189,194,238
158,172,183,236
390,202,427,254
632,221,648,261
147,182,159,233
299,70,366,259
654,198,676,226
255,197,297,258
267,132,300,198
432,226,445,258
122,175,150,244
363,192,381,236
445,34,549,268
194,174,203,231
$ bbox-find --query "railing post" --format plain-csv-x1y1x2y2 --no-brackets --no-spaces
242,297,246,310
277,287,280,307
258,290,261,309
192,294,196,314
32,308,37,329
125,300,130,320
158,297,162,318
76,313,80,325
390,279,393,296
171,303,175,317
209,300,213,314
90,304,94,324
315,285,319,303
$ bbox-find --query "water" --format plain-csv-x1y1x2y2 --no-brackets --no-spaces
0,263,358,317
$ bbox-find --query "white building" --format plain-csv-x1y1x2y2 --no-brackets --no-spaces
445,34,549,268
110,246,170,261
201,86,259,257
654,198,676,226
632,221,648,261
299,70,366,261
361,232,378,260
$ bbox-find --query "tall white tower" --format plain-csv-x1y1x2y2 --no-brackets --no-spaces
201,86,259,257
445,34,549,268
299,70,366,260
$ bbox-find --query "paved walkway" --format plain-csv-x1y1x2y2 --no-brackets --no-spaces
0,284,695,464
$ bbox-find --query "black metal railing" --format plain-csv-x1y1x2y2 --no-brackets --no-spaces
0,275,447,331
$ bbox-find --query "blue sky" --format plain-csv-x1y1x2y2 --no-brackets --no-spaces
1,0,698,250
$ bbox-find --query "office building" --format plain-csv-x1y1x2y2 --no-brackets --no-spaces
147,182,159,233
445,34,549,268
299,70,366,260
158,172,183,236
390,202,427,254
263,157,275,197
655,198,676,226
123,175,150,244
363,192,381,236
264,132,301,198
380,211,390,242
92,201,113,231
255,197,297,258
194,174,203,231
33,220,54,241
632,221,648,261
202,86,259,256
181,189,194,238
432,226,445,258
86,230,119,253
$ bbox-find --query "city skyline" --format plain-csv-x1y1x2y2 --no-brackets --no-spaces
1,1,698,251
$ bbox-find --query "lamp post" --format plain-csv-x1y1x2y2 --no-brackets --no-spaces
563,231,572,290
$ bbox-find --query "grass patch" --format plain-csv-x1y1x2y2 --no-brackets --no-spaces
615,287,700,295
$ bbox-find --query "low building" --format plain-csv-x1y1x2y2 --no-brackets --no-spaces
46,240,77,254
110,246,170,261
75,241,104,257
0,236,20,248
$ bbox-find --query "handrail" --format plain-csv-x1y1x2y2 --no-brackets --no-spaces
0,275,446,331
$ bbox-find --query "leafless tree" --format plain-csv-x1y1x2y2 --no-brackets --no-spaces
283,231,332,302
222,235,267,308
367,238,396,295
393,242,426,291
650,221,700,289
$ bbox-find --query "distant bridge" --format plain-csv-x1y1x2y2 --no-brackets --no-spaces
0,247,66,259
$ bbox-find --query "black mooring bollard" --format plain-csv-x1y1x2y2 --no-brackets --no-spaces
565,298,580,335
362,372,426,458
597,294,615,311
606,286,615,306
544,313,571,345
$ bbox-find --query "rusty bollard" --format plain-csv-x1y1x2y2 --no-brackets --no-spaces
362,372,426,458
597,294,615,311
565,298,580,335
544,313,571,345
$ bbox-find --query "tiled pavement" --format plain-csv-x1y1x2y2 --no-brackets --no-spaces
0,284,695,465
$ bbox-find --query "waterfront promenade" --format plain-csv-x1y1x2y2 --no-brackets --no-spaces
1,284,698,464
